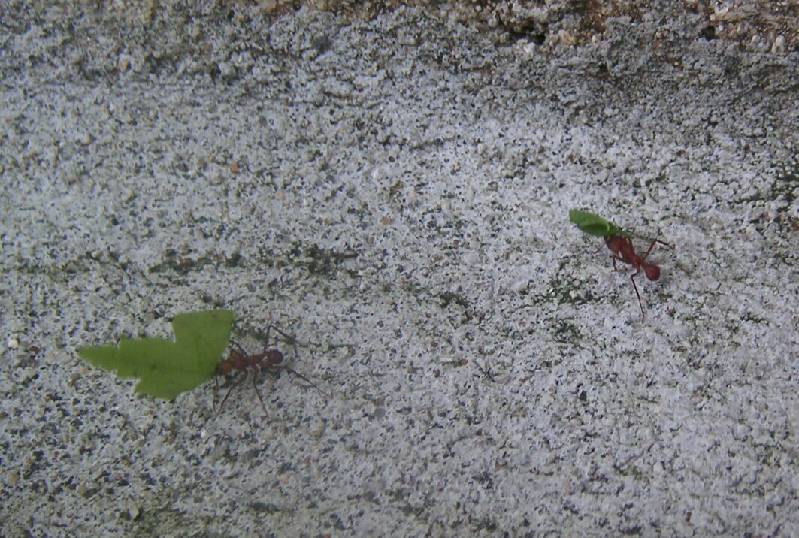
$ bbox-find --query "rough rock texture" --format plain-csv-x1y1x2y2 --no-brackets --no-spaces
1,1,798,536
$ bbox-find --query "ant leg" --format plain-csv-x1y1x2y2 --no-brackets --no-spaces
269,326,323,393
283,366,329,397
640,239,659,263
230,340,248,356
629,270,646,317
289,337,299,365
213,375,220,412
252,369,269,416
265,323,301,368
640,231,673,262
652,238,673,248
262,323,327,396
218,372,247,414
266,324,299,351
263,325,273,349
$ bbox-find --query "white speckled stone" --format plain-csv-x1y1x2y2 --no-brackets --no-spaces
1,3,798,537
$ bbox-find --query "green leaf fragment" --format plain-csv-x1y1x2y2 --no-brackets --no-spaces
569,209,629,238
77,309,234,400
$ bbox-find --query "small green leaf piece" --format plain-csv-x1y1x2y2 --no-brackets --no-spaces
78,309,234,400
569,209,629,238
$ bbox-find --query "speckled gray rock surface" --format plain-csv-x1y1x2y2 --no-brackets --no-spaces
2,2,798,536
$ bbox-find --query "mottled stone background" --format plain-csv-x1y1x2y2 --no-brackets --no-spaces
2,1,798,536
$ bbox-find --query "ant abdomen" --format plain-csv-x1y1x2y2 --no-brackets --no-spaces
644,264,660,281
265,349,283,366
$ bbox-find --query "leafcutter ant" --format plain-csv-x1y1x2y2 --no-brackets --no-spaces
214,325,326,415
570,209,671,316
605,233,671,317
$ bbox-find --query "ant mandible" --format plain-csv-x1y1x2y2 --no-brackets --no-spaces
604,234,670,317
214,324,325,415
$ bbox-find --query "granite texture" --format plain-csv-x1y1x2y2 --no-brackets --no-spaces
1,1,798,536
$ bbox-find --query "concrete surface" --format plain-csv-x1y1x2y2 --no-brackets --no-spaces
2,1,799,536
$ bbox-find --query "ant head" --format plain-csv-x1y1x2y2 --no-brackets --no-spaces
266,349,284,365
644,263,660,281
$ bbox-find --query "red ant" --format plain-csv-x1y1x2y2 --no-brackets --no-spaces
605,234,671,317
214,325,325,415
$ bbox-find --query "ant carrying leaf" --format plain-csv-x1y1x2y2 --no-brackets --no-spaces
214,324,328,416
570,209,672,317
